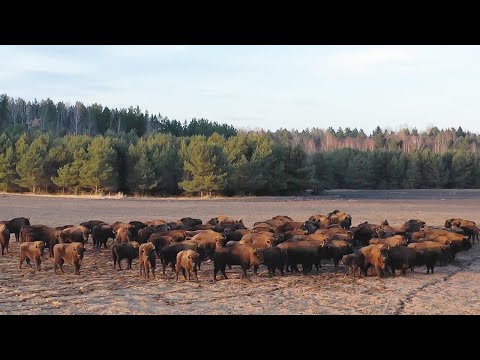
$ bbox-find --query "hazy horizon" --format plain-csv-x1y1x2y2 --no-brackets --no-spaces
2,45,480,134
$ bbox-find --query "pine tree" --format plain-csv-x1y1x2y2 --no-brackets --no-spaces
51,149,86,194
404,151,423,188
451,149,476,188
179,136,229,196
14,134,51,192
0,146,16,191
346,153,375,189
283,145,315,194
80,137,118,194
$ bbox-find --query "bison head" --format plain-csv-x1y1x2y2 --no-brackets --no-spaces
35,241,45,255
72,242,85,260
253,248,264,264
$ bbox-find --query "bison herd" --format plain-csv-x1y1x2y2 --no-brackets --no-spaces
0,210,478,282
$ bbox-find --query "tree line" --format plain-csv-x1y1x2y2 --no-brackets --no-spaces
0,94,479,196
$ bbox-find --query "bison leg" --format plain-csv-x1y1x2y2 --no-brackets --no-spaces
254,265,259,276
15,232,20,242
314,264,320,271
241,265,248,279
213,267,219,281
118,259,123,271
221,266,228,280
25,257,32,268
35,258,41,271
181,268,187,280
193,270,198,282
74,262,80,275
19,255,25,269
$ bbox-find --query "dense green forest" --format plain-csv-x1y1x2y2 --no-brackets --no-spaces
1,94,479,196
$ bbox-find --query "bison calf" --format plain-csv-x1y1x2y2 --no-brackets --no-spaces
19,241,45,270
54,242,85,275
0,224,10,255
341,252,365,277
139,242,156,279
175,250,199,282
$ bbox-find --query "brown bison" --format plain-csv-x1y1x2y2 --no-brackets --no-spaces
445,218,479,244
148,234,174,265
1,217,30,242
369,235,407,247
115,226,133,244
272,215,294,222
360,244,389,278
341,252,364,277
213,244,264,281
189,230,225,249
112,241,140,270
53,242,85,275
308,214,330,229
175,250,199,282
325,240,355,267
239,232,275,249
401,219,426,233
19,241,45,270
180,217,203,228
259,247,288,277
20,225,61,258
223,228,252,242
161,241,208,275
407,241,450,268
59,226,89,244
79,220,105,234
327,210,352,229
277,241,328,274
139,242,156,279
0,224,10,255
92,224,115,249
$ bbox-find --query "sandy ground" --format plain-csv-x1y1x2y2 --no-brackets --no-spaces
0,190,479,315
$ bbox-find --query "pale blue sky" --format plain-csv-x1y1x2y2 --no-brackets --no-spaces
2,45,480,133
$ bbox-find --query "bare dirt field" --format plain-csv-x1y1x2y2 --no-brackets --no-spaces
1,190,479,315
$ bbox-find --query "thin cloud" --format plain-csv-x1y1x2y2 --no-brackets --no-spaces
322,46,423,74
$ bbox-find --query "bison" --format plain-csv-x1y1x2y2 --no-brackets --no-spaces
259,247,288,277
175,250,199,282
92,224,115,249
1,217,30,242
139,242,156,279
213,244,264,281
112,241,140,270
341,252,365,277
19,241,44,270
53,242,85,275
0,224,10,255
